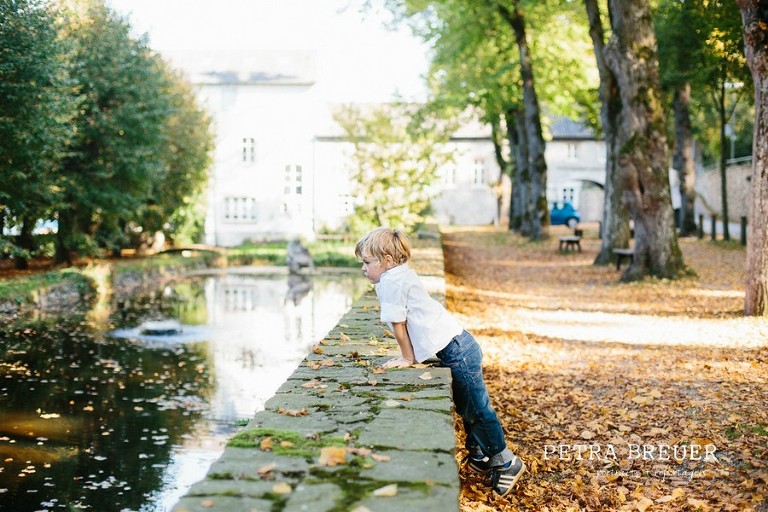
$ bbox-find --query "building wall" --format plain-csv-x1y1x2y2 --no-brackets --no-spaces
694,164,752,220
200,83,319,245
545,138,606,221
190,66,613,245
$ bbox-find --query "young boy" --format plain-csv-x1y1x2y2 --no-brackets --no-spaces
354,226,525,497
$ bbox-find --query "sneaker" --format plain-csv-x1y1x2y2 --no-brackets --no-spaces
490,456,526,497
465,455,493,475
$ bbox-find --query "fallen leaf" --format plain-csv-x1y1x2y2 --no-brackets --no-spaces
318,446,347,467
418,371,433,380
635,497,653,512
276,407,308,417
371,453,391,462
255,462,277,475
372,483,398,497
339,333,351,341
260,437,273,451
384,399,401,408
272,482,292,494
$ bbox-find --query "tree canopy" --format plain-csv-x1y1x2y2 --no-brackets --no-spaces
0,0,213,264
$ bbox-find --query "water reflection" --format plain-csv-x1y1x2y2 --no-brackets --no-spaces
0,269,366,511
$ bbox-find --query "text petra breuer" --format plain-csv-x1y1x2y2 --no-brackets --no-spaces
543,443,716,461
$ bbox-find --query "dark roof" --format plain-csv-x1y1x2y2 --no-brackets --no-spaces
167,50,316,86
549,116,596,140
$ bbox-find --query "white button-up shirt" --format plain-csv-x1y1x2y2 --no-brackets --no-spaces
375,264,463,362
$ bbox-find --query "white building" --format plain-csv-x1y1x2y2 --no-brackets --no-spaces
173,50,611,246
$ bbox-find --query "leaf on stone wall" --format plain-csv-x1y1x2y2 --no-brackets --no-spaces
272,482,292,494
277,407,308,417
373,484,398,497
318,446,347,467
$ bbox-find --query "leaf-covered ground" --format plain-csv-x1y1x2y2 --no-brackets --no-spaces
441,226,767,512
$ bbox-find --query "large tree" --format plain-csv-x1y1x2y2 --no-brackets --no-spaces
388,0,597,239
584,0,632,265
738,0,768,316
655,1,751,242
55,0,175,262
0,0,78,268
603,0,686,281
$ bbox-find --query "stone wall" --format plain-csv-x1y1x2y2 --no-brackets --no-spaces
695,164,752,219
173,235,461,512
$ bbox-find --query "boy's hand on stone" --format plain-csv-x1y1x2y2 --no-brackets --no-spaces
381,357,413,369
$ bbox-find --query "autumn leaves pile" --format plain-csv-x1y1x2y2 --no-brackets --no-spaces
441,227,767,512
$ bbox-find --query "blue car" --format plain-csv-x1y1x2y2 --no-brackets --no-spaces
550,202,581,228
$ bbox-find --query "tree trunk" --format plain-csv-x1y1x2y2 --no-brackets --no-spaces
738,0,768,316
604,0,686,281
14,216,35,270
584,0,631,265
54,207,74,266
497,1,548,240
673,82,698,236
490,117,509,225
718,76,731,240
511,108,531,234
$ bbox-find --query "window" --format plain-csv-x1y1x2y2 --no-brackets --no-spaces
567,143,577,161
440,164,456,186
242,138,256,163
223,197,257,222
561,188,575,203
284,165,303,195
473,159,485,186
340,194,355,215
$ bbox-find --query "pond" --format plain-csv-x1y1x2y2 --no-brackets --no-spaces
0,268,368,511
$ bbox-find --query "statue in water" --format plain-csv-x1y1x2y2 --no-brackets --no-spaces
286,239,313,274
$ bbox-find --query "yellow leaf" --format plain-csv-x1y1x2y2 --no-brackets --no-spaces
255,462,277,475
318,446,347,467
687,497,709,510
339,333,351,341
276,407,308,417
371,453,391,462
260,437,273,451
372,483,398,497
272,482,292,494
636,497,653,511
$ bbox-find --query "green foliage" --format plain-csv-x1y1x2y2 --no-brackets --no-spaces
0,268,90,305
333,103,455,233
0,0,79,260
0,0,213,264
655,0,753,164
397,0,600,134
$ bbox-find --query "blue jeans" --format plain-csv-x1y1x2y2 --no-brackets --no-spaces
436,330,514,467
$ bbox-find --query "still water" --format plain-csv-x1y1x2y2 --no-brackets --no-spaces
0,268,367,511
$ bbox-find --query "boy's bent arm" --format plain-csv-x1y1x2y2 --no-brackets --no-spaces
382,321,415,368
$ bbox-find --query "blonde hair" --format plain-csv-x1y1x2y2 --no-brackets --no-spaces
355,227,411,265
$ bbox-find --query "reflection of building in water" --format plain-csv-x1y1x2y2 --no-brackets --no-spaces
202,274,362,421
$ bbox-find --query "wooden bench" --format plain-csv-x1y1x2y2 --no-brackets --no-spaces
558,235,582,252
613,248,635,270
